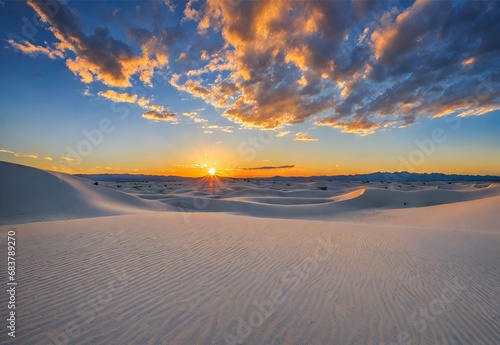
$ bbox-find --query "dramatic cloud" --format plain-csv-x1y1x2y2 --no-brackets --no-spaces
13,0,500,135
242,165,295,170
9,0,183,87
178,0,499,134
142,110,178,123
294,132,318,142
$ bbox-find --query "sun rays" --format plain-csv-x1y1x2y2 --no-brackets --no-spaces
196,167,224,194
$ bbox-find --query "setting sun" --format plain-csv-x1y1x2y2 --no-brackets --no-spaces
208,168,216,176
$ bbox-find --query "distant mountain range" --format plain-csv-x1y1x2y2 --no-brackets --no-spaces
74,173,189,182
75,172,500,182
272,172,500,182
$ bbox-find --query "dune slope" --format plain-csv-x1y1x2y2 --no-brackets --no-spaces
0,161,169,224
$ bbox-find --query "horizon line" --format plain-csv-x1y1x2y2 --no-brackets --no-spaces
73,171,500,180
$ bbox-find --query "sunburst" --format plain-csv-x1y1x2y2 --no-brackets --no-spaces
196,167,224,194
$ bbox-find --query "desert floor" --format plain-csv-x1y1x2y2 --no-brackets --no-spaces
0,161,498,345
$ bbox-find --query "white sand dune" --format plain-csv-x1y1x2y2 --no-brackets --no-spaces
0,161,171,225
343,192,500,232
339,185,499,209
0,162,498,345
153,181,499,219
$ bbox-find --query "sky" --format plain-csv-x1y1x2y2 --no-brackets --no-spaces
0,0,499,178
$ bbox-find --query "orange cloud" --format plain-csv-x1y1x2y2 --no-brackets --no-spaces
182,110,208,124
0,149,38,159
294,132,318,142
462,57,476,66
170,73,238,109
202,124,234,133
142,110,178,123
183,0,345,129
98,90,138,103
19,0,172,88
98,90,168,117
458,105,500,118
64,41,167,88
275,131,291,137
316,117,384,136
7,39,64,60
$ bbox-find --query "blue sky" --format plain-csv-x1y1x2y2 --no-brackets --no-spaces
0,0,499,177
